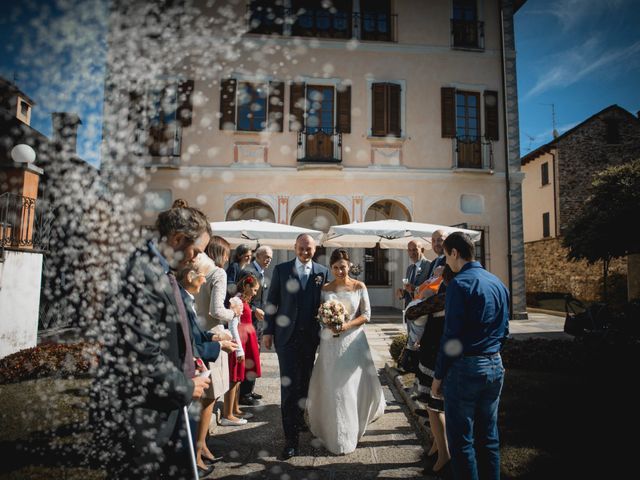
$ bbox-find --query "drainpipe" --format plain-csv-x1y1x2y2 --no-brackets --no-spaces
499,5,514,319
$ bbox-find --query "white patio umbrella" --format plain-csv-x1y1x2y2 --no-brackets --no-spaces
210,219,324,249
323,219,481,249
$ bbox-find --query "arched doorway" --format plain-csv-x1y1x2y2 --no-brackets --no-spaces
290,199,350,265
226,199,276,222
364,200,411,308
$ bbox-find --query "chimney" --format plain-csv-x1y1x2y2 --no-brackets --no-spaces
51,112,82,156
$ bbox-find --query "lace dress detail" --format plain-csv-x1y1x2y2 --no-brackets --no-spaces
306,286,386,454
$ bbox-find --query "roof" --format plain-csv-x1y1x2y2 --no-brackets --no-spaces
0,76,36,106
520,104,640,166
514,0,528,13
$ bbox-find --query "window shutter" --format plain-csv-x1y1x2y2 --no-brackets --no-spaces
388,83,401,137
289,82,305,131
484,90,499,141
336,84,351,133
371,83,386,136
441,87,456,138
177,80,194,127
219,78,237,130
268,81,284,132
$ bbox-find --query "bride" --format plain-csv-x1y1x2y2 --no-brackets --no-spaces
306,248,386,455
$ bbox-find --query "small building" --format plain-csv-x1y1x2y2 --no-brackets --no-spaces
521,105,640,302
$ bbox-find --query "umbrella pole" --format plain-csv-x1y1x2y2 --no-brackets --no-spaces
183,405,199,480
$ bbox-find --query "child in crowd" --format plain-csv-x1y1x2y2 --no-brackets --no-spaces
221,272,262,426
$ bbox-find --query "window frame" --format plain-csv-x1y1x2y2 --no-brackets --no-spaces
367,78,406,138
542,212,550,238
236,80,269,132
541,161,550,186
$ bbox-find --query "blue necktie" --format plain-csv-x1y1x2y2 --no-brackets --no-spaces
300,267,309,289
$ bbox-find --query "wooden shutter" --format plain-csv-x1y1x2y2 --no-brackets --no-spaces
219,78,237,130
336,84,351,133
388,83,401,137
441,87,456,138
371,83,386,136
289,82,305,131
484,90,499,141
268,81,284,132
177,79,194,127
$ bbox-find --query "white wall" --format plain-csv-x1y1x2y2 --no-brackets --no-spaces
0,251,43,359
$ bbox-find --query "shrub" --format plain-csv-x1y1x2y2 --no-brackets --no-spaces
0,342,98,385
389,333,407,362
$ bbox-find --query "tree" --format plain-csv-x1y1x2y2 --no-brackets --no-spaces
563,159,640,301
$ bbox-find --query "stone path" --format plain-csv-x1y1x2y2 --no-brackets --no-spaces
208,319,431,479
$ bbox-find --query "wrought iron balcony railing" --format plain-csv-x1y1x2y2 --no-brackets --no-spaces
454,136,494,170
0,193,50,260
451,19,485,50
247,4,398,43
297,127,343,163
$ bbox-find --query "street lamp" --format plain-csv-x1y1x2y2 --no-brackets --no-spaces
10,144,36,164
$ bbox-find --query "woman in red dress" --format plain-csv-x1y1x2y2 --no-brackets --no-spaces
222,272,262,425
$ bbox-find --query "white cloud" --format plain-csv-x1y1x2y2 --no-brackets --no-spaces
522,38,640,101
527,0,629,31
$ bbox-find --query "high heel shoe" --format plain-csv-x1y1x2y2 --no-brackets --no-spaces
431,460,452,479
202,454,223,465
197,464,214,478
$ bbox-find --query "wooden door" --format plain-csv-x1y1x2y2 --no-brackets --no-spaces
305,85,335,160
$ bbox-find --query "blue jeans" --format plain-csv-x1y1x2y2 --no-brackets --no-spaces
444,354,505,480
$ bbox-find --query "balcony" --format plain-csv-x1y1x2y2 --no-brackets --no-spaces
451,19,485,50
247,4,397,43
453,136,494,170
297,128,342,164
0,193,50,260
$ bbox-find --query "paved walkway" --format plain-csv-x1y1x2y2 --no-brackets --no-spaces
208,311,567,479
208,319,428,479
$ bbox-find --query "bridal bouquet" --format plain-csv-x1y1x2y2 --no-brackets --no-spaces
317,299,347,337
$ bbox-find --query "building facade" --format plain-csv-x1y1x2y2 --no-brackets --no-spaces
102,0,528,315
521,105,640,301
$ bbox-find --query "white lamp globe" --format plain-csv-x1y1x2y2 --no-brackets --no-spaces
11,144,36,164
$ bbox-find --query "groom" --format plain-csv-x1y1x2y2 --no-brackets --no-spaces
263,234,329,459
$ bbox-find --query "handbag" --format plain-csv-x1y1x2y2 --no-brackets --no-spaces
398,347,419,373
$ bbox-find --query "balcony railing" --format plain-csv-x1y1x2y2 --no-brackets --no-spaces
247,4,397,42
451,19,485,50
0,193,51,260
297,127,343,164
454,136,494,170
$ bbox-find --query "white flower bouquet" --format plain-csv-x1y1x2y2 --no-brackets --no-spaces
317,299,347,337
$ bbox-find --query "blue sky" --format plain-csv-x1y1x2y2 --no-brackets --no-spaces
0,0,638,165
515,0,640,153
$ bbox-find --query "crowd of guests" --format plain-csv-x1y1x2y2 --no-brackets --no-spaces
397,230,509,480
89,198,509,480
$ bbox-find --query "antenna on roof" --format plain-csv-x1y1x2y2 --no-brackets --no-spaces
524,132,535,152
540,102,559,138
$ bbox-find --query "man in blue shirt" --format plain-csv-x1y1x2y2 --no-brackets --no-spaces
431,232,509,480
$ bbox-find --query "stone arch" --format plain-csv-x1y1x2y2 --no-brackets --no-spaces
225,198,276,222
364,198,412,221
290,198,350,232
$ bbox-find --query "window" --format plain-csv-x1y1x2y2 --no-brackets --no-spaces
541,162,549,186
361,0,392,42
146,80,194,157
219,79,284,132
19,100,29,116
291,0,352,39
364,245,389,286
451,0,483,49
542,212,550,238
604,118,621,144
248,0,285,35
442,88,498,169
371,82,401,137
455,90,481,168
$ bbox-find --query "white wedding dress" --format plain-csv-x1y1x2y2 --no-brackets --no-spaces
306,286,386,454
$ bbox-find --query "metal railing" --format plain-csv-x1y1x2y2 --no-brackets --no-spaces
0,193,50,261
247,4,398,42
451,19,485,50
454,136,494,170
297,127,343,163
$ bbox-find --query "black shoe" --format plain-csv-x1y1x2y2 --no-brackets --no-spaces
431,461,452,479
202,455,223,466
250,392,263,400
197,464,214,478
239,396,259,406
280,446,298,460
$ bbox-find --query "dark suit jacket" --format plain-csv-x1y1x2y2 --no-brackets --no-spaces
402,258,431,306
90,241,195,476
264,259,329,348
181,287,221,364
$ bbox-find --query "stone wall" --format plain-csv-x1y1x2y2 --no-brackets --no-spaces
556,108,640,233
525,237,627,302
